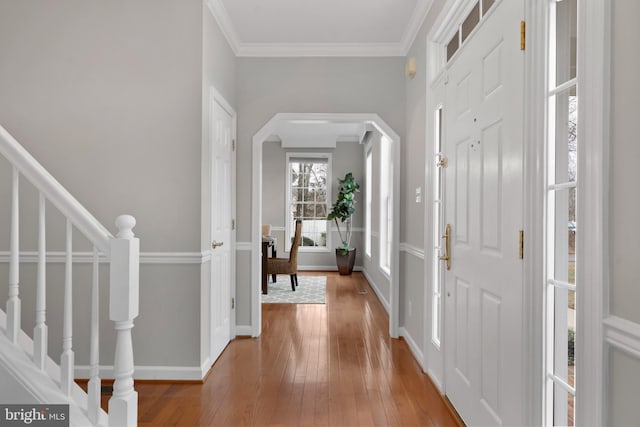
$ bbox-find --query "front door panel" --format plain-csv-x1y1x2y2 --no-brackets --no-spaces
443,1,525,425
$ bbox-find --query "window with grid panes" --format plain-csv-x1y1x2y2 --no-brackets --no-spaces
286,154,331,251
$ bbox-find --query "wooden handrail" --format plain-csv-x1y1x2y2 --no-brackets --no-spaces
0,125,113,253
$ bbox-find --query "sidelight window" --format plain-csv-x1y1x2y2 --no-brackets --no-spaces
544,0,578,425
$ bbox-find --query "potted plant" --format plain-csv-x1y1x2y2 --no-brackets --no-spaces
327,172,360,275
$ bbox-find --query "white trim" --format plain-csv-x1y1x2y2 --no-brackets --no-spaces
297,265,363,272
206,0,434,58
252,113,401,340
262,226,365,233
427,369,444,394
522,1,547,425
234,325,253,336
399,327,426,372
237,42,407,58
575,1,610,425
400,243,425,260
75,365,205,381
362,269,391,314
0,251,208,264
427,0,477,84
205,0,240,54
603,316,640,360
235,242,252,251
400,1,435,56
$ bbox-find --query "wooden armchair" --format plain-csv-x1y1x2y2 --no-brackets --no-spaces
266,219,302,291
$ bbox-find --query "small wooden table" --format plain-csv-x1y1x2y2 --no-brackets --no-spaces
261,236,277,294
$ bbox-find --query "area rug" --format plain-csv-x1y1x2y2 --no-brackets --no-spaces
261,275,326,304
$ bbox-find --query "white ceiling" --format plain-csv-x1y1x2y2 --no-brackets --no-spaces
266,120,371,148
207,0,434,57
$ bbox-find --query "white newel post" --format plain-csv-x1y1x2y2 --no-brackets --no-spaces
108,215,139,427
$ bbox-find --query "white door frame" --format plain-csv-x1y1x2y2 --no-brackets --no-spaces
251,113,401,338
200,87,237,376
424,0,610,425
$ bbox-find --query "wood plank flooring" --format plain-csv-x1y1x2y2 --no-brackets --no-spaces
96,272,461,426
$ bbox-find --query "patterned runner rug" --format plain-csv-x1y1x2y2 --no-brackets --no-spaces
261,275,326,304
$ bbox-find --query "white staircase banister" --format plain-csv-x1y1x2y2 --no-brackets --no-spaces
0,125,112,253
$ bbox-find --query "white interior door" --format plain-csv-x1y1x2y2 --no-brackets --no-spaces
443,1,525,425
210,97,233,363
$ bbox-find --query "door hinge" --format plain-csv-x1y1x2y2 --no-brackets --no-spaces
232,139,236,151
231,298,235,309
231,219,235,230
520,21,526,50
519,230,524,259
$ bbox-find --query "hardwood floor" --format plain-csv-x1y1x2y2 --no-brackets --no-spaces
96,272,461,426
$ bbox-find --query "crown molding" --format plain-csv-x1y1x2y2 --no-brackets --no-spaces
207,0,433,57
400,0,435,55
236,42,406,57
206,0,240,54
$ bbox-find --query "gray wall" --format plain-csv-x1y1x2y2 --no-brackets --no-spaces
609,0,640,324
0,0,203,251
400,0,447,354
261,140,365,268
0,0,236,372
608,0,640,423
235,56,405,326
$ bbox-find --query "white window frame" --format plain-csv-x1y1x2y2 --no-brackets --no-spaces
432,104,445,349
379,135,392,276
285,152,332,253
365,146,373,258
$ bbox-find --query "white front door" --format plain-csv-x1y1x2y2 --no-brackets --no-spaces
443,0,525,425
210,96,234,363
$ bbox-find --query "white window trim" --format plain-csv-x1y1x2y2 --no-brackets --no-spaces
285,152,332,253
379,135,392,276
364,145,373,258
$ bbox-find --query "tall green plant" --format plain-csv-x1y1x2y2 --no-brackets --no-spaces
327,172,360,254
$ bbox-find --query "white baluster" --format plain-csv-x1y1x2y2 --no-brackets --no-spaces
108,215,139,427
88,247,101,424
60,219,74,395
34,193,48,369
7,166,20,344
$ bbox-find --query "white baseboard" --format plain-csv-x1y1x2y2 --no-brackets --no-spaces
235,325,253,336
74,364,204,381
399,326,426,372
361,269,390,313
427,368,444,393
297,265,363,271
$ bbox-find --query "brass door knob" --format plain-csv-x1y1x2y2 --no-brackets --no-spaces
211,241,224,249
